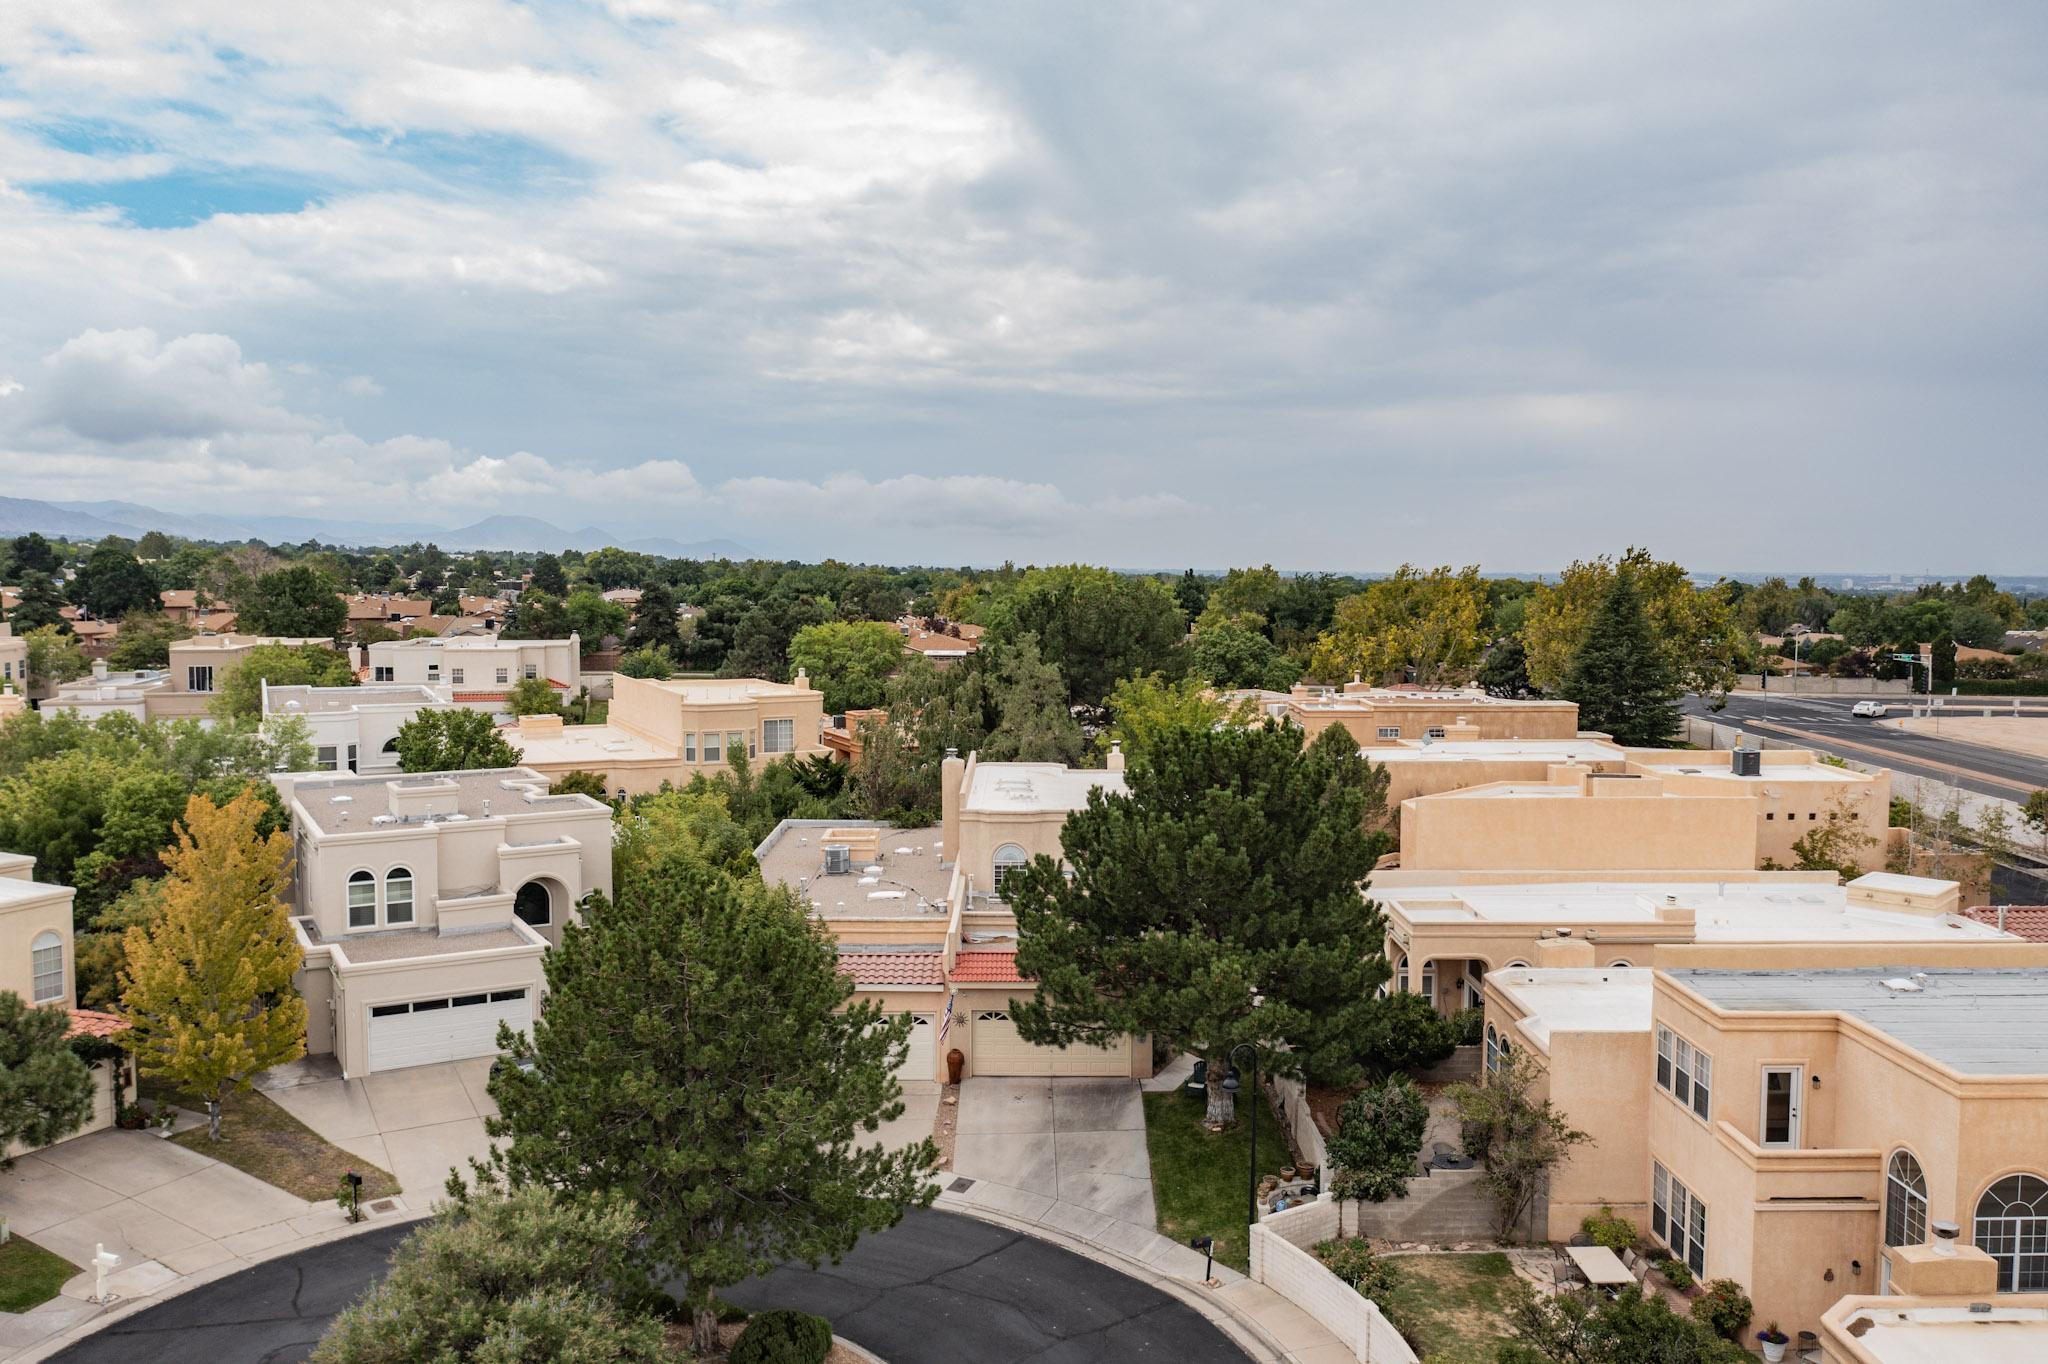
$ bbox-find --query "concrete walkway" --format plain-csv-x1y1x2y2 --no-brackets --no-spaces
0,1126,411,1362
256,1055,496,1197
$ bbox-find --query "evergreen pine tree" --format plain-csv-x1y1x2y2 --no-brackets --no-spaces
1560,568,1680,746
627,582,684,655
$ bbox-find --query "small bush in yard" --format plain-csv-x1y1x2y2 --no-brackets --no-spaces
1690,1278,1753,1339
1580,1206,1636,1252
729,1308,833,1364
1313,1238,1396,1299
1659,1257,1694,1291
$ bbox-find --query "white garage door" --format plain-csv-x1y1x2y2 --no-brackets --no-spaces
972,1010,1132,1077
900,1013,935,1082
367,987,533,1073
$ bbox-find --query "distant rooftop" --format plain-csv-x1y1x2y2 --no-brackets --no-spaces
756,821,953,916
1964,906,2048,942
1294,686,1574,711
507,722,673,767
265,684,444,715
964,761,1125,814
292,767,605,835
1385,879,1996,943
635,676,817,704
1492,967,1655,1044
1365,738,1623,764
1671,967,2048,1076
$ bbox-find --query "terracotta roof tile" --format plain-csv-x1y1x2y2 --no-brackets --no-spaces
837,951,945,987
67,1008,128,1039
950,949,1031,984
1964,906,2048,942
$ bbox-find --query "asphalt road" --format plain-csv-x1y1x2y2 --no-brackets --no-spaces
1684,693,2048,800
50,1209,1251,1364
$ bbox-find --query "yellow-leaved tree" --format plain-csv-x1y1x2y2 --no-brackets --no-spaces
119,790,306,1140
1308,564,1487,686
1520,549,1752,700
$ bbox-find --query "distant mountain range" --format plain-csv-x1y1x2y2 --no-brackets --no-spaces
0,495,751,561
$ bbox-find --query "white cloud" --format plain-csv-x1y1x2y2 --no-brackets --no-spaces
717,471,1191,535
340,374,383,396
26,328,312,444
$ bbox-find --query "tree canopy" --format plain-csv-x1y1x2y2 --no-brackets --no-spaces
212,642,357,718
1309,564,1488,686
238,564,348,639
74,545,160,620
786,619,903,713
394,708,522,772
1558,567,1681,746
1010,722,1392,1126
0,992,97,1164
983,565,1187,709
1523,549,1748,700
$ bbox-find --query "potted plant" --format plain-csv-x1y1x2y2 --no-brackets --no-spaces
1757,1322,1789,1362
154,1107,177,1139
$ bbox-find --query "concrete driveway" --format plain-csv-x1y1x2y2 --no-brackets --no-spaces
951,1078,1156,1235
258,1057,496,1198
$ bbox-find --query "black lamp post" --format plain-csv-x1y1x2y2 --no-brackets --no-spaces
1225,1042,1259,1236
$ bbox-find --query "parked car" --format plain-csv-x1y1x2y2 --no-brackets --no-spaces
1851,701,1888,718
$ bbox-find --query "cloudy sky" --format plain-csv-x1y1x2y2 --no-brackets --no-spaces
2,3,2044,573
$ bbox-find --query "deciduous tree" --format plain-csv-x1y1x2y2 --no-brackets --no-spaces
211,642,356,718
529,552,569,596
0,992,96,1165
1521,549,1749,700
506,675,565,717
465,839,934,1354
1309,564,1487,686
394,709,521,772
22,624,88,695
615,645,677,680
1326,1075,1427,1203
1448,1049,1589,1240
238,564,347,639
74,545,160,621
787,620,903,713
119,792,306,1140
1009,723,1391,1128
985,565,1187,709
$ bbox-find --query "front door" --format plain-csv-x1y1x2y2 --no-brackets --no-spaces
1760,1066,1802,1148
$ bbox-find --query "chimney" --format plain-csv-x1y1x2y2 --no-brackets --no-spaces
1107,740,1125,773
793,667,811,691
92,658,108,680
940,748,966,864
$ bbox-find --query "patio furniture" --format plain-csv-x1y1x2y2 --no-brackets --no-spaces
1564,1245,1634,1292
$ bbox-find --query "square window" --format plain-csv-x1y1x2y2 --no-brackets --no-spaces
452,668,465,684
495,668,509,685
763,718,794,754
524,664,537,679
1377,726,1401,739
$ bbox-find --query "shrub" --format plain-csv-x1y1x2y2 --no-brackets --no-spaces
1658,1257,1694,1291
1313,1238,1396,1299
1449,1005,1485,1046
1581,1206,1637,1252
729,1308,833,1364
1326,1074,1429,1202
1689,1279,1753,1340
1357,990,1461,1076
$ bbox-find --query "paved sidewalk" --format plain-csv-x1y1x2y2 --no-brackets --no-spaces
0,1127,413,1362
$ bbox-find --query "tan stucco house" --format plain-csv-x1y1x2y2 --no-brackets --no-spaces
43,635,354,721
0,622,26,699
508,672,829,796
364,635,580,713
274,766,612,1078
1230,683,1582,747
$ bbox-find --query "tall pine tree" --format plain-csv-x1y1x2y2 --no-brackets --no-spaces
1009,722,1391,1130
1559,567,1680,746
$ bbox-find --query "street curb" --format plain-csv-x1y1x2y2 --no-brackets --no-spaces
16,1208,432,1364
834,1336,888,1364
933,1194,1287,1364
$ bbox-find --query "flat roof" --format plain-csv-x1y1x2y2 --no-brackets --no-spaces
1387,882,2000,943
756,822,954,916
634,676,816,703
1653,760,1867,784
266,684,443,714
303,923,536,961
1365,738,1624,764
507,723,674,766
1671,967,2048,1076
1492,968,1655,1044
964,761,1125,813
1832,1303,2048,1363
293,767,604,835
1295,687,1574,710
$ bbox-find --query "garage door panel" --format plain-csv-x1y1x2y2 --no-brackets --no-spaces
900,1013,934,1082
973,1010,1129,1077
368,988,533,1072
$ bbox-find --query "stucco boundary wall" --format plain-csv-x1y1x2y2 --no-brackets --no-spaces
1733,677,1913,695
1683,717,2026,830
1270,1075,1331,1186
1251,1197,1418,1364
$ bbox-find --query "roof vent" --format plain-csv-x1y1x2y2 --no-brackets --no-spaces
1879,977,1923,993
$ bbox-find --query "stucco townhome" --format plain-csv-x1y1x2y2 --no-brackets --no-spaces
42,635,356,721
0,853,133,1159
364,635,581,713
1482,961,2048,1337
262,681,455,774
753,747,1154,1085
509,671,829,796
274,766,612,1078
1229,682,1581,746
0,622,27,698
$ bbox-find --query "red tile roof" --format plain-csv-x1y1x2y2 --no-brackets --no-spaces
1964,906,2048,942
837,951,945,987
950,950,1031,984
67,1008,128,1039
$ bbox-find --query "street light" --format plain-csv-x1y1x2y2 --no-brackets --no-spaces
1225,1043,1259,1237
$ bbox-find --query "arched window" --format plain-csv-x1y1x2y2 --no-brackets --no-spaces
1886,1151,1928,1249
1506,960,1530,970
1608,960,1632,969
1420,960,1437,1004
1484,1024,1500,1074
31,931,64,1004
991,845,1028,898
348,870,376,929
1394,955,1410,993
515,881,552,928
384,867,415,925
382,737,400,753
1975,1174,2048,1291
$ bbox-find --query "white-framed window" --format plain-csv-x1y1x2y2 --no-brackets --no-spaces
684,732,697,762
1376,726,1401,739
524,664,537,679
976,1010,1010,1023
1885,1151,1928,1250
347,870,376,929
1655,1025,1712,1122
762,718,795,754
1394,954,1410,993
316,746,339,771
187,665,214,692
31,931,64,1004
495,667,509,685
1420,960,1436,1004
1975,1174,2048,1292
1652,1161,1707,1277
384,867,414,925
1465,961,1486,1009
1484,1024,1500,1074
992,844,1028,898
426,664,440,681
704,731,721,763
452,667,465,684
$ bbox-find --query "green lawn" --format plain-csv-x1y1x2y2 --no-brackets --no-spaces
1142,1087,1293,1272
1377,1252,1520,1364
0,1236,80,1313
162,1087,402,1203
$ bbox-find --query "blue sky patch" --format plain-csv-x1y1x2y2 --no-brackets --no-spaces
348,128,589,196
27,169,326,228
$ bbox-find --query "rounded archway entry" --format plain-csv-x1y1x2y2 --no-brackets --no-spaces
514,879,557,928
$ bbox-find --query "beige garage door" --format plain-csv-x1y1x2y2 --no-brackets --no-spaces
899,1013,935,1082
972,1010,1132,1077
